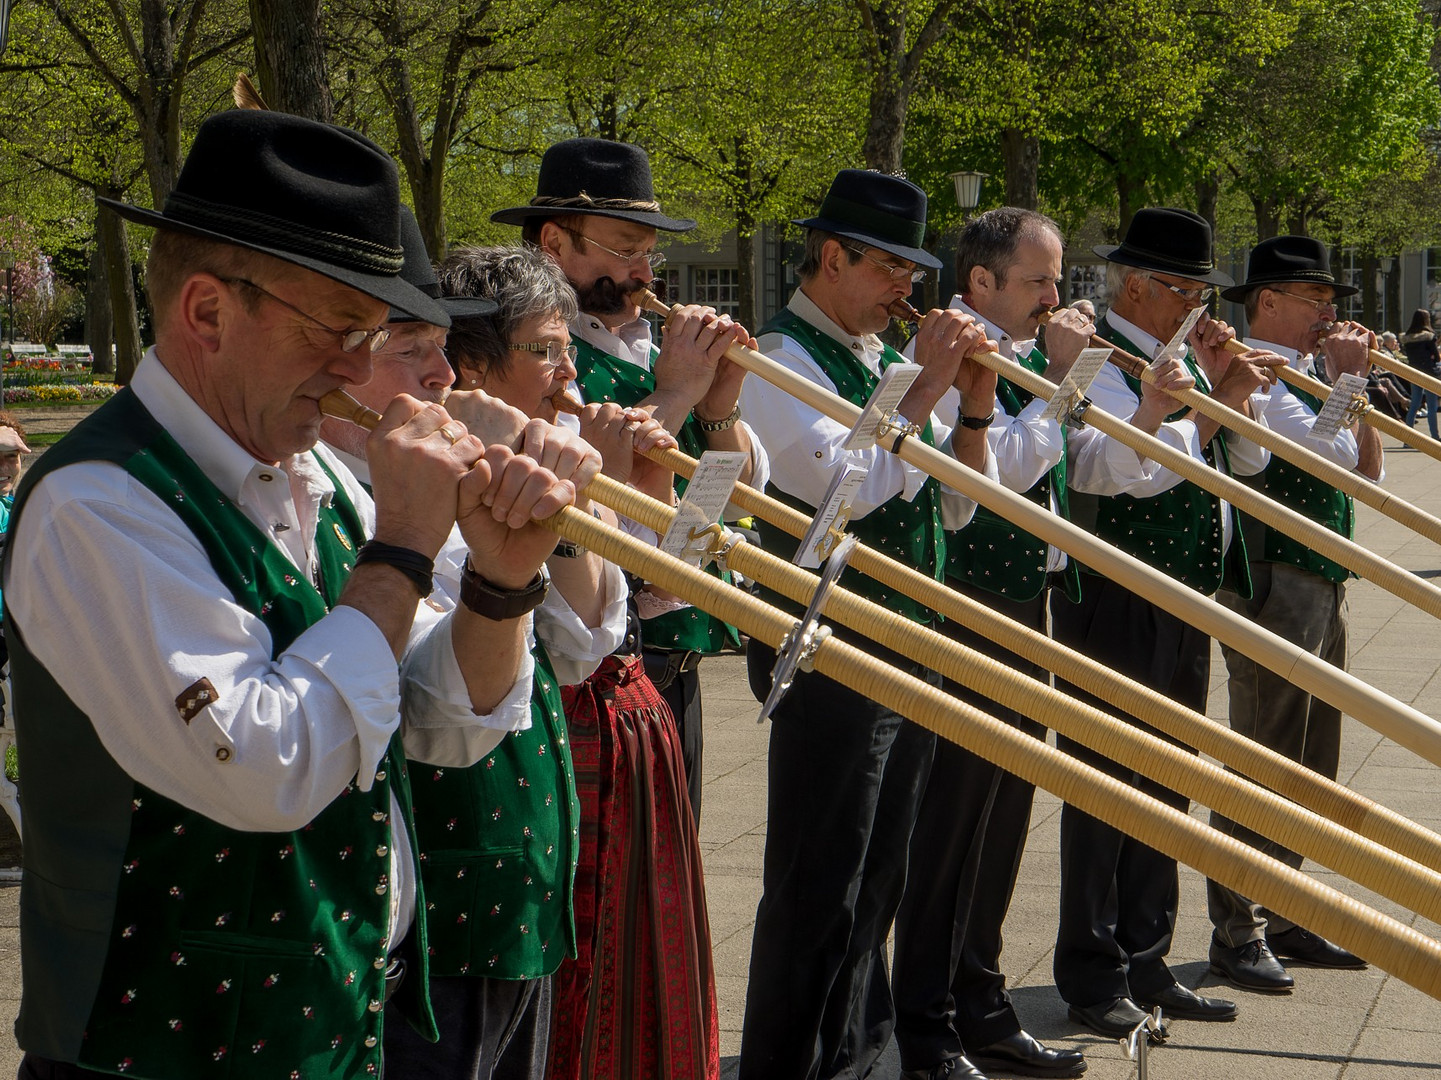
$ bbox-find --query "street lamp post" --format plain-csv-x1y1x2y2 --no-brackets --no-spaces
949,171,987,216
1379,256,1396,331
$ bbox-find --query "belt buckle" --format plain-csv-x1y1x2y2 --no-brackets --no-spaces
383,956,406,1002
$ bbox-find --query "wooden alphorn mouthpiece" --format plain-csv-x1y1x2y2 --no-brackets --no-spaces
319,389,383,431
1035,309,1147,378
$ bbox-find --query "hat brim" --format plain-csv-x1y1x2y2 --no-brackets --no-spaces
100,196,453,328
794,216,943,271
1219,275,1361,303
388,295,499,324
490,205,697,232
1094,243,1234,288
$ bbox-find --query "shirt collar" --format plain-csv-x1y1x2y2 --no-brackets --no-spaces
788,286,881,360
1104,311,1168,360
1242,336,1307,371
947,294,1034,361
132,348,335,508
571,311,657,370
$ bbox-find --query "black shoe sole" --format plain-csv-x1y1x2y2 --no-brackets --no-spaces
1207,961,1294,994
1268,954,1368,970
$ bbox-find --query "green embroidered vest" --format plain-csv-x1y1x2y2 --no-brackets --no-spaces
946,346,1081,603
1239,378,1354,583
571,336,739,653
1068,324,1250,597
412,643,579,979
5,388,432,1079
754,308,946,624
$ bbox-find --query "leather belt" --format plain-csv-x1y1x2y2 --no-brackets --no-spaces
641,648,702,691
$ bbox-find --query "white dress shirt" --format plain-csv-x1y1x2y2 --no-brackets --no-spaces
7,351,533,947
1242,337,1380,480
912,295,1067,571
739,288,993,531
1068,313,1270,552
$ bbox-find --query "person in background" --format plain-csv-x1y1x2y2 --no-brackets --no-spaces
1400,308,1440,438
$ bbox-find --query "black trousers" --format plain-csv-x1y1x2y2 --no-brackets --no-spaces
893,586,1049,1070
643,652,704,825
1050,575,1208,1008
739,639,938,1080
381,974,550,1080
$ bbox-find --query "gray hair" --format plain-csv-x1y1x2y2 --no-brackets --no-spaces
797,229,865,281
1103,265,1152,305
436,244,578,377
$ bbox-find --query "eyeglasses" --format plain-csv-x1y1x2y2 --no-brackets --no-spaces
846,245,928,285
560,226,666,272
510,340,579,370
1269,289,1338,313
1149,277,1215,305
220,277,390,353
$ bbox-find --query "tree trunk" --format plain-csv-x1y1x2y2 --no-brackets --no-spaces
1361,251,1378,328
1251,195,1281,240
98,206,142,385
736,216,757,333
862,79,907,172
1000,129,1039,209
137,0,183,207
1117,173,1146,234
85,243,115,376
1287,208,1307,236
1195,171,1219,233
249,0,332,122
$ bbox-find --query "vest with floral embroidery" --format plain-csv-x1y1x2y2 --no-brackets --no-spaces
572,336,739,654
1068,325,1251,597
412,643,579,979
754,308,946,624
946,346,1081,603
5,388,431,1080
1238,379,1354,584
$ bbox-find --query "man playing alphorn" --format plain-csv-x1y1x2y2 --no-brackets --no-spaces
1054,207,1277,1038
492,137,768,824
1206,235,1378,991
892,208,1091,1080
736,168,997,1080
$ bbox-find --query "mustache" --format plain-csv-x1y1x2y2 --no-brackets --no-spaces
573,275,667,315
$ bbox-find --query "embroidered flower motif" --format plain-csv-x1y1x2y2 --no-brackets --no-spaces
120,989,138,1004
168,1019,183,1031
216,979,232,994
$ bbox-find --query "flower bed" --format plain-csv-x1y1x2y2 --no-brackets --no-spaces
3,383,117,404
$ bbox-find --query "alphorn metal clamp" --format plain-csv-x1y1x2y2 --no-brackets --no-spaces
1122,1007,1169,1074
756,533,857,724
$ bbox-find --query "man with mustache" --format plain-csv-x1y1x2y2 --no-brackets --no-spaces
493,138,769,824
892,208,1091,1080
1205,235,1377,992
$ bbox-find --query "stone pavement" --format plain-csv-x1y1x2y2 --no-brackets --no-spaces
0,434,1438,1078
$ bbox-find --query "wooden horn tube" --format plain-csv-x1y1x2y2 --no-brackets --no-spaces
1364,342,1441,398
1217,337,1441,463
1032,314,1441,550
543,500,1441,1001
634,293,1441,768
642,441,1441,876
585,470,1441,925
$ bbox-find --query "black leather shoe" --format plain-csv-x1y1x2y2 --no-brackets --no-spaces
1209,936,1294,992
1134,981,1238,1021
970,1029,1087,1077
901,1055,989,1080
1267,926,1368,969
1066,996,1150,1039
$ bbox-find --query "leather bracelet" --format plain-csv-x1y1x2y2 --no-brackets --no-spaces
694,402,741,432
355,540,434,597
459,558,549,620
958,410,996,430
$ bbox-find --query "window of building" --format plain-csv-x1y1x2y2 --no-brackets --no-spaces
1066,262,1107,305
693,267,741,318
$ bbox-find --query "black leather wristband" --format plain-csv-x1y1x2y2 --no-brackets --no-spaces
355,540,434,597
459,559,549,620
958,411,996,430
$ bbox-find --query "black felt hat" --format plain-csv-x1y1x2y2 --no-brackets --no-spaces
1220,235,1358,303
387,207,498,324
490,138,696,232
792,169,941,270
98,109,450,326
1093,207,1234,287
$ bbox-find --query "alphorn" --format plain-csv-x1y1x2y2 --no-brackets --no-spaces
889,302,1441,616
1346,333,1441,399
634,292,1441,768
595,470,1441,926
320,388,1441,1000
1030,309,1441,550
1219,335,1441,462
646,441,1441,876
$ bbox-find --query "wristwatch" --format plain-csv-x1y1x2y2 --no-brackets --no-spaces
695,403,741,432
459,559,550,620
958,411,996,430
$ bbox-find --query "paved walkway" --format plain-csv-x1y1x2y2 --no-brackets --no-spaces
0,433,1439,1078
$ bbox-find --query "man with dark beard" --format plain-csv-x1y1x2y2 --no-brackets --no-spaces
493,138,769,824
